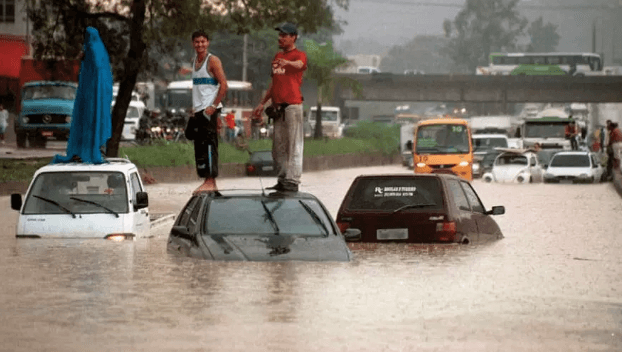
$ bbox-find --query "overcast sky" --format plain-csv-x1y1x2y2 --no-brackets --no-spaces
331,0,621,63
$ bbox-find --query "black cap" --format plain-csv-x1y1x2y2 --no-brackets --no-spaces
275,23,298,35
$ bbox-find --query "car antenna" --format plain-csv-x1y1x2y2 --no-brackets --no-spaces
259,177,266,196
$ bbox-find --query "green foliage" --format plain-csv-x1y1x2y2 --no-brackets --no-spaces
0,158,52,182
526,17,560,53
341,121,400,156
442,0,528,73
380,35,452,74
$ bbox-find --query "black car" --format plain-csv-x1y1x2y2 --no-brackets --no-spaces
245,150,277,176
336,174,505,244
167,190,359,261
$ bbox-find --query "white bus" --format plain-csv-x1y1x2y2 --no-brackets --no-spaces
476,52,603,76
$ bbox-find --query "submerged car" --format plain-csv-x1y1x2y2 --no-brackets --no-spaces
245,150,277,176
11,158,150,240
482,149,544,183
335,174,505,244
167,190,358,261
543,151,604,183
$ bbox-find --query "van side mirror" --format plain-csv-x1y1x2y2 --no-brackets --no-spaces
171,225,197,244
11,193,22,211
343,228,362,241
134,191,148,210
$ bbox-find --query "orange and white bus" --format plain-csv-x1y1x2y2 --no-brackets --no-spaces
412,117,473,181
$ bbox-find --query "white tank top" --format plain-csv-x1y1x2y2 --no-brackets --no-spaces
192,54,221,112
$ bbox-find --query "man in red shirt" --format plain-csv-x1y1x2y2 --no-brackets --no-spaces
252,22,308,192
225,110,236,142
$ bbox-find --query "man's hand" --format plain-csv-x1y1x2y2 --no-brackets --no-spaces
253,104,264,118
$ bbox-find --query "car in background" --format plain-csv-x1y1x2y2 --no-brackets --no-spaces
11,158,150,240
245,150,277,176
112,100,146,141
482,149,544,183
168,190,359,261
543,151,605,183
335,174,505,244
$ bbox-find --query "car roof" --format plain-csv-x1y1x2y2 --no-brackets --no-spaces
472,134,508,139
33,158,139,176
551,151,590,156
197,189,321,201
352,173,462,182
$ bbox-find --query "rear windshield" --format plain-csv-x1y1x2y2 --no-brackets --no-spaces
250,151,272,162
345,177,444,211
550,154,590,167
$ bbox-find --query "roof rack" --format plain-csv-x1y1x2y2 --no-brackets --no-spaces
105,157,132,163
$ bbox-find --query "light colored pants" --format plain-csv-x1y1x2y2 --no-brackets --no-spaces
272,104,304,185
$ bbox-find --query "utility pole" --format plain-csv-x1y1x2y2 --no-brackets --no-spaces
242,34,248,82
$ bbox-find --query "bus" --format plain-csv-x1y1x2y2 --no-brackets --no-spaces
413,118,473,181
476,52,603,76
164,80,255,134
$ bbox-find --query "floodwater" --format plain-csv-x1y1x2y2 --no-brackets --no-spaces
1,165,621,351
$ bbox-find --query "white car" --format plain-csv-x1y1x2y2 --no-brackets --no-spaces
482,149,544,183
111,100,146,141
543,151,604,184
11,158,150,240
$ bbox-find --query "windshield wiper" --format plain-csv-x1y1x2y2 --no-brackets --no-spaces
260,200,280,235
33,195,76,218
392,203,436,214
299,200,329,236
70,197,119,218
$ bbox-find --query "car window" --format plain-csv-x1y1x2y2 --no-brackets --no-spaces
529,156,537,167
495,154,528,166
550,154,590,167
188,199,203,232
130,172,142,207
250,152,272,162
177,196,200,228
447,180,470,211
460,182,485,213
591,154,599,168
345,177,444,211
22,171,129,215
206,198,335,236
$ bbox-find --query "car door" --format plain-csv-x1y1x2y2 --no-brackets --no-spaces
129,172,149,237
590,153,603,182
169,196,201,256
529,154,543,182
446,180,479,243
459,181,503,242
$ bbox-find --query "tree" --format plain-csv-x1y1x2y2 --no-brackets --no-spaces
380,35,452,74
304,39,361,139
442,0,528,73
27,0,349,157
526,17,560,53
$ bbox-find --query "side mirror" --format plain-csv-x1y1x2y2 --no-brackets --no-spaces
171,225,197,244
134,191,149,210
343,228,362,241
11,193,22,211
486,206,505,216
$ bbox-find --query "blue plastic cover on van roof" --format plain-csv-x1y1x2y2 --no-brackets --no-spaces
52,26,112,164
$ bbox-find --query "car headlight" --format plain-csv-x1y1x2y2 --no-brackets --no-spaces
22,116,29,123
472,163,480,173
458,161,470,167
416,162,426,168
260,127,267,133
105,233,136,241
65,115,71,123
578,173,589,179
516,172,529,183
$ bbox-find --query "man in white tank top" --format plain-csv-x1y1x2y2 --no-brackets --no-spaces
184,30,228,194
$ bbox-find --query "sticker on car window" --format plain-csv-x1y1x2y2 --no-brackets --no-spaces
374,186,417,197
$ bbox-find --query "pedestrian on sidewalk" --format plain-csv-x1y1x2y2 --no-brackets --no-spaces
0,104,8,144
184,29,228,194
225,110,236,142
252,22,308,192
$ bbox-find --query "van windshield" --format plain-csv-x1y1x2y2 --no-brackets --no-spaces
22,172,129,215
309,110,339,121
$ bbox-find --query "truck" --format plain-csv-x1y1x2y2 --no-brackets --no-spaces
469,115,513,135
14,58,80,148
307,106,343,138
519,116,572,150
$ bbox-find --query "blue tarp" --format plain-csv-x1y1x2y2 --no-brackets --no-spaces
52,26,112,164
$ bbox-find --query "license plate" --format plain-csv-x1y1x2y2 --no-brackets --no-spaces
262,166,274,171
377,228,408,240
41,131,53,137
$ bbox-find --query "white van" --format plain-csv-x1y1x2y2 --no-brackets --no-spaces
11,158,150,240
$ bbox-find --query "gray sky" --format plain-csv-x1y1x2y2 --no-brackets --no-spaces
332,0,622,64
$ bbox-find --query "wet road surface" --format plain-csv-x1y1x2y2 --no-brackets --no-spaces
1,165,621,351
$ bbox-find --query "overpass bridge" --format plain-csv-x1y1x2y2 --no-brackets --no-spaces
333,74,622,108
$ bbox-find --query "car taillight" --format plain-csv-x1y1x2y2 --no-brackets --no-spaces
337,221,350,233
435,221,456,242
247,165,256,173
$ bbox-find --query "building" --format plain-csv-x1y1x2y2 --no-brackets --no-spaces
0,0,31,98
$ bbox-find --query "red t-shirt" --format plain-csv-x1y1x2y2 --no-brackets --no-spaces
270,48,307,105
225,113,235,129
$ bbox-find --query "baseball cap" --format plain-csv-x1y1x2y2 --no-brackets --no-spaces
275,23,298,35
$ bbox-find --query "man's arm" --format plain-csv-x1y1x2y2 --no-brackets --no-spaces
253,81,273,119
206,55,228,114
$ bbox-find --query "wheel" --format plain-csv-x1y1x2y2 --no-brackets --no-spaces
15,131,27,148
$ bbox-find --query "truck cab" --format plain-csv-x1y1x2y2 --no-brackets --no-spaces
520,116,572,150
307,106,343,138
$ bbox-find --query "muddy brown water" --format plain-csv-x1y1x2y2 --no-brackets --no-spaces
1,165,621,351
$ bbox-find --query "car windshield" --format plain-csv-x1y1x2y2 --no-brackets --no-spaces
473,137,508,152
550,154,590,167
250,151,272,163
22,172,129,215
205,197,335,236
345,177,444,211
495,154,528,166
22,85,76,100
524,122,566,138
416,124,470,154
126,106,140,118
